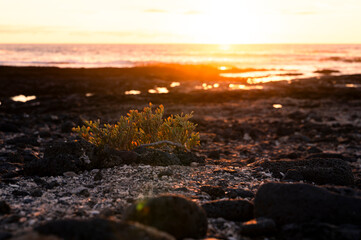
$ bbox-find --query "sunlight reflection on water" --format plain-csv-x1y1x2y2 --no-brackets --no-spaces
273,104,283,109
221,70,296,84
148,87,169,94
124,90,141,95
170,82,180,87
11,95,36,102
228,84,263,90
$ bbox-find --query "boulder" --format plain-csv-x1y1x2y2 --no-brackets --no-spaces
33,218,175,240
254,183,361,225
254,158,354,185
201,199,254,221
124,195,207,239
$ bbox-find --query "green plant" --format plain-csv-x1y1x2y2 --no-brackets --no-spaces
73,103,200,151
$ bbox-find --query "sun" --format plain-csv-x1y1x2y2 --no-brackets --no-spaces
180,0,268,44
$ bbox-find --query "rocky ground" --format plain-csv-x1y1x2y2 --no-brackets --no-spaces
0,65,361,240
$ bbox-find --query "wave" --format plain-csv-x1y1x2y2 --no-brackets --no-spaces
322,56,361,63
0,60,135,68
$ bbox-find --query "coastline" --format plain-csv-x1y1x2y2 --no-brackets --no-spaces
0,64,361,239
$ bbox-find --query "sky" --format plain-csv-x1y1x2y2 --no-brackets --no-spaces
0,0,360,44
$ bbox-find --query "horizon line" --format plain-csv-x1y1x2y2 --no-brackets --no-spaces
1,42,361,45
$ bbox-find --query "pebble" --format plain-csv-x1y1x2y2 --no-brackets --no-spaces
63,171,77,177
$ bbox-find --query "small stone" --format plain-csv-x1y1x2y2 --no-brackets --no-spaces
158,169,173,178
207,150,221,160
99,208,115,217
75,188,90,197
202,199,254,222
93,170,103,181
307,146,323,154
240,218,276,236
190,162,198,167
45,181,60,189
23,198,33,204
30,189,43,197
63,171,77,177
2,214,20,224
200,186,225,199
226,188,255,199
0,201,11,215
74,209,86,217
12,190,29,197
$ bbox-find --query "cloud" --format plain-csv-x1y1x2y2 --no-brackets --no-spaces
0,25,65,34
280,10,318,15
183,10,202,15
294,11,317,15
144,9,168,13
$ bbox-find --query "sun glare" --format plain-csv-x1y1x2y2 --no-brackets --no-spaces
182,0,267,44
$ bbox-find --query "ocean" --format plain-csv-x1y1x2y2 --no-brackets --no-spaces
1,44,361,82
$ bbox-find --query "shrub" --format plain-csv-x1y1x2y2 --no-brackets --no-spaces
73,104,200,151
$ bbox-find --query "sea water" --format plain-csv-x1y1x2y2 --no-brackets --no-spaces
1,44,361,82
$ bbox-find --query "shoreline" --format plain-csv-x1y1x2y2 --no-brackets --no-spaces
0,64,361,239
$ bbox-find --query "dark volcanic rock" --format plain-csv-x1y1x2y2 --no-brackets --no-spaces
226,188,255,199
124,195,207,239
134,148,181,166
254,183,361,225
282,169,304,181
306,153,357,162
24,140,138,176
281,222,361,240
0,123,19,133
6,136,39,148
254,158,354,185
307,146,323,154
30,189,43,197
0,201,11,215
34,218,175,240
201,199,254,221
61,120,76,133
207,150,221,159
0,232,12,240
174,150,205,165
240,218,276,237
12,190,29,197
134,148,204,166
200,185,225,199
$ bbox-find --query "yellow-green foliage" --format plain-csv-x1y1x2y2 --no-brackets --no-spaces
73,104,200,151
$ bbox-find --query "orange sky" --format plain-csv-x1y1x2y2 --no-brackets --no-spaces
0,0,360,44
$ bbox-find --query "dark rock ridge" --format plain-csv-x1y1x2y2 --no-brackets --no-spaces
254,182,361,226
124,195,207,240
24,141,204,176
32,218,175,240
201,199,254,222
280,222,361,240
254,158,354,185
